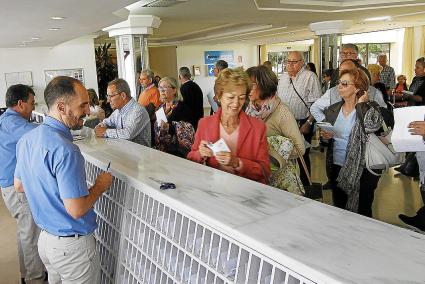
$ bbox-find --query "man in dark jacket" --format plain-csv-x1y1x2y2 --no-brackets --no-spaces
179,66,204,129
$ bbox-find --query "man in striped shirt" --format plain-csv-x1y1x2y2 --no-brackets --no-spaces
277,51,321,185
378,54,396,93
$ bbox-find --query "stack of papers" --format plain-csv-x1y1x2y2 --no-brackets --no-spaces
391,106,425,152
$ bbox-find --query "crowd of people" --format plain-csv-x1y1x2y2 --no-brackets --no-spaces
0,43,424,283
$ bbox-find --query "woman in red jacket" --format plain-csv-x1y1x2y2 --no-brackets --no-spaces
187,68,270,184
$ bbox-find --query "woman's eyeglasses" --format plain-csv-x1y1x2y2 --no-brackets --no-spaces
158,86,174,92
337,80,354,87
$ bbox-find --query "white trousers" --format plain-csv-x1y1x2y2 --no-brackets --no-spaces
1,185,44,283
38,230,100,284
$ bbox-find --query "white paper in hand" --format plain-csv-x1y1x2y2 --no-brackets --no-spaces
155,107,167,126
207,138,231,155
392,106,425,152
316,122,336,134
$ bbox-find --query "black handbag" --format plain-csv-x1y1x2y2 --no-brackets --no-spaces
399,152,419,178
296,148,323,200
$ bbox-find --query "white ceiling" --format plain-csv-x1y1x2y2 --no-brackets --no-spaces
2,0,425,48
0,0,137,48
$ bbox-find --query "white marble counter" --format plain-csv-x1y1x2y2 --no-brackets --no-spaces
76,129,425,284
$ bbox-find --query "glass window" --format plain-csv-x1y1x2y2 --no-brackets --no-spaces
345,43,391,66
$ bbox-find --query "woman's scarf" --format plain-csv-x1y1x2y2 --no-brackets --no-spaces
336,103,383,212
245,95,277,121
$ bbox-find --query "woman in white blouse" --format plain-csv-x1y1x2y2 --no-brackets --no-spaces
88,88,105,121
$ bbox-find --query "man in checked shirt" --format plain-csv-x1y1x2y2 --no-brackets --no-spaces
378,54,396,96
95,78,151,146
277,51,321,185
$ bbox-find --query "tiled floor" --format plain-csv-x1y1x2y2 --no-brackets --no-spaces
0,150,422,283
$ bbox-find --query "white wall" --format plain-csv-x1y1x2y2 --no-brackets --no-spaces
176,43,258,107
0,36,98,107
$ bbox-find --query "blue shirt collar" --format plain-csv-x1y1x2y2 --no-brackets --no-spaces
119,98,135,116
5,108,20,116
43,116,73,141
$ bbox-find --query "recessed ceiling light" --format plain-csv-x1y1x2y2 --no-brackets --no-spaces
19,44,26,47
31,37,40,40
364,16,392,22
49,28,61,31
50,16,65,20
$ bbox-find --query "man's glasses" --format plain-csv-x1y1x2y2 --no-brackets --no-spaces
337,80,354,87
340,52,357,57
107,92,121,99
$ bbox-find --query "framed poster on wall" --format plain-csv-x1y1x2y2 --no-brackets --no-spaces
4,71,33,88
44,68,84,85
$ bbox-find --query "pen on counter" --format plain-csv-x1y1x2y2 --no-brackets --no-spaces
106,162,111,171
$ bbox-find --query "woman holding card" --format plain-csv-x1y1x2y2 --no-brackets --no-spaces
154,77,195,157
320,68,383,217
245,65,305,194
187,68,270,184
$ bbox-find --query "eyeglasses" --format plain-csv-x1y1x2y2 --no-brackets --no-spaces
337,80,354,87
158,86,173,92
286,60,302,65
107,92,121,99
340,52,357,57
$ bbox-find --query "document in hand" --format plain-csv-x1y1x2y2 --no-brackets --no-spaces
155,107,167,126
316,122,336,134
207,138,231,155
391,106,425,152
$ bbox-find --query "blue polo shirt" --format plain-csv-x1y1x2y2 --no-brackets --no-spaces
15,116,96,236
0,108,37,188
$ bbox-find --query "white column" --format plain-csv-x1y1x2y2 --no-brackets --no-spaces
104,15,161,98
309,20,352,76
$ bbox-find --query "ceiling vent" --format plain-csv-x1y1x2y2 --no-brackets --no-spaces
143,0,188,8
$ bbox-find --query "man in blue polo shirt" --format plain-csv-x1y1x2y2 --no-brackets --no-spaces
14,76,112,283
0,84,44,284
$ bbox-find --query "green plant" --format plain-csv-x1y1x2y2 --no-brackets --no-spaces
95,43,118,101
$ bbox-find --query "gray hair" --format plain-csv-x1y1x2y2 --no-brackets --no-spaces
141,69,154,80
378,54,387,60
215,60,228,71
108,78,131,99
288,51,305,62
159,77,178,89
159,77,180,99
341,43,359,54
179,67,191,79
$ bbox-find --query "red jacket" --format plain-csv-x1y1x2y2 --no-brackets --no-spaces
187,109,270,184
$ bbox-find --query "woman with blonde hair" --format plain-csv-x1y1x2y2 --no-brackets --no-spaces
187,68,270,184
154,77,195,157
367,64,388,103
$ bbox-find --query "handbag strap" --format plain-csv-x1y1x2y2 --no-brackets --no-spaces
290,78,311,115
295,147,313,186
259,162,270,185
